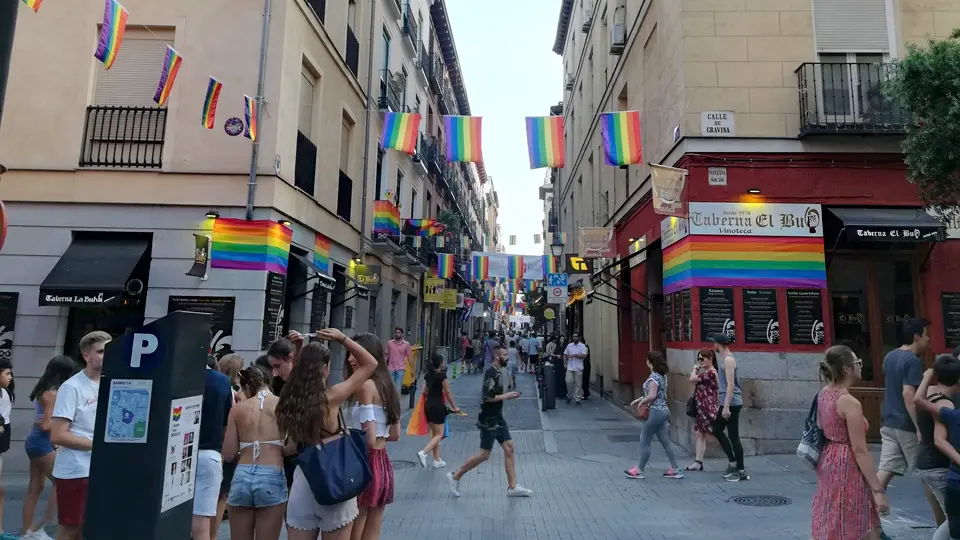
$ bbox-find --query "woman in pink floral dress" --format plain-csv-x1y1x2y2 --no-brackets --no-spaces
812,345,889,540
685,349,718,471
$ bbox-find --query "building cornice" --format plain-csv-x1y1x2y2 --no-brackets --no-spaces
552,0,574,55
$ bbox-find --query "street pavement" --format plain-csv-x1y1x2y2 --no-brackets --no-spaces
0,369,940,539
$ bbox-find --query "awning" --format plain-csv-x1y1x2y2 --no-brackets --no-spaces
828,207,946,243
39,238,149,306
288,252,337,291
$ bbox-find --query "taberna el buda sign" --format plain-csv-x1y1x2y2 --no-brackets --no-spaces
688,202,823,237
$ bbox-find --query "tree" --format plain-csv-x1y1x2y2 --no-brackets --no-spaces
885,29,960,214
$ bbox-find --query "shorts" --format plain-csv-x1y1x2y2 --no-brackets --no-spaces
227,464,288,508
25,428,54,459
507,363,517,378
55,477,88,527
878,426,920,476
221,460,237,495
358,448,394,508
918,467,948,510
193,450,223,517
479,418,511,451
425,399,447,425
286,466,358,532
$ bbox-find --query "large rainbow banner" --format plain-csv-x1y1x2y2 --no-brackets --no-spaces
444,115,482,162
211,218,292,275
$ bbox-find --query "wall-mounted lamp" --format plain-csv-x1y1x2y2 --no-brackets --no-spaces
278,219,292,227
746,188,761,195
205,210,220,219
352,255,363,264
628,237,636,243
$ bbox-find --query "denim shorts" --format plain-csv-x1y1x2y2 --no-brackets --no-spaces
227,464,288,508
25,428,54,459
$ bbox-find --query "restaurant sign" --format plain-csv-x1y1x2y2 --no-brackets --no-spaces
688,202,823,237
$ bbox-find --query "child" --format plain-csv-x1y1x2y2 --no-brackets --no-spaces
0,358,15,540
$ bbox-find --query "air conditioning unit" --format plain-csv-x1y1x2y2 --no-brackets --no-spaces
581,8,593,32
610,22,626,54
564,74,574,90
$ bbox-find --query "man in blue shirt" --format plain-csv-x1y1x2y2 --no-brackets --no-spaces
192,358,233,540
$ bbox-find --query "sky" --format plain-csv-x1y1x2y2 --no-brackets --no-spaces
445,0,562,258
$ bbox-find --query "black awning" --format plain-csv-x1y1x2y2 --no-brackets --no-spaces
828,207,946,243
39,238,149,306
288,252,337,291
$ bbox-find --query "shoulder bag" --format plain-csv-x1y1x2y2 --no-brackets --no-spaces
296,409,373,505
797,391,824,469
685,395,698,419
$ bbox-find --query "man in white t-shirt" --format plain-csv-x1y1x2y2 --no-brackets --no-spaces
51,330,109,540
563,332,588,405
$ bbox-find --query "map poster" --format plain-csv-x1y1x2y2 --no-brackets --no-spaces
104,379,153,444
160,394,203,513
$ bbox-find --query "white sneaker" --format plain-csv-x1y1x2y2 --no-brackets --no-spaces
507,484,533,497
446,471,461,497
20,532,37,540
417,451,428,468
432,459,447,468
34,530,55,540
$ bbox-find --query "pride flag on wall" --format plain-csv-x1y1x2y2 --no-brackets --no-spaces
525,116,565,169
373,201,400,236
600,111,643,166
313,233,331,275
211,218,292,275
382,112,421,154
444,116,482,162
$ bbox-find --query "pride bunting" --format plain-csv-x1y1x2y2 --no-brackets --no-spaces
472,253,490,281
525,116,565,169
544,255,559,274
444,116,482,162
153,46,183,106
509,235,516,246
22,0,42,13
402,219,444,237
601,111,643,166
436,254,455,279
508,256,525,279
93,0,128,70
202,77,222,130
210,218,292,275
244,95,257,141
373,201,400,236
382,112,421,154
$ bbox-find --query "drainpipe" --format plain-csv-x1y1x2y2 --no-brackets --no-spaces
357,0,378,258
0,0,18,130
245,0,272,220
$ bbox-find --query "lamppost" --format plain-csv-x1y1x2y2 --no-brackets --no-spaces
549,236,565,337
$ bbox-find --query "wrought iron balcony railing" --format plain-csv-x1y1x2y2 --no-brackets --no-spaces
402,2,419,47
796,62,909,137
428,54,444,94
79,106,167,168
378,69,405,111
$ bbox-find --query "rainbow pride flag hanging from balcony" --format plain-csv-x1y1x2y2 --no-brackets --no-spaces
153,45,183,106
444,115,482,162
211,218,292,275
373,201,400,236
93,0,129,70
402,219,444,237
525,116,565,169
202,77,223,130
313,233,331,275
436,254,455,279
472,253,490,280
382,112,421,154
600,110,643,166
22,0,42,12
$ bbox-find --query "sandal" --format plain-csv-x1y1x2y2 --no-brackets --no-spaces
684,461,703,471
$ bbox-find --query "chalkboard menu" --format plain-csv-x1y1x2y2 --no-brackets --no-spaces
261,272,287,349
942,292,960,349
310,289,329,332
681,289,692,342
168,296,236,358
699,287,735,342
0,293,18,360
787,289,825,345
742,289,779,344
664,292,675,342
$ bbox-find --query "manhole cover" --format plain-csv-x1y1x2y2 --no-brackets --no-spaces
607,434,642,443
731,495,792,507
392,460,417,470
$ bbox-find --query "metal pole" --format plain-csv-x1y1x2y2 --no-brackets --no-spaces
0,0,19,130
357,0,378,257
245,0,272,220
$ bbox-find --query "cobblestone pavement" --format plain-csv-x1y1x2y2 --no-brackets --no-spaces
0,370,938,539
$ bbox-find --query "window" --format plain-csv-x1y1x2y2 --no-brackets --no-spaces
299,70,316,138
817,52,889,118
415,94,421,114
337,171,353,220
380,28,391,74
94,30,169,106
340,113,353,173
411,188,419,218
395,169,404,207
375,147,384,200
426,192,433,218
401,67,409,108
812,0,891,53
347,0,356,28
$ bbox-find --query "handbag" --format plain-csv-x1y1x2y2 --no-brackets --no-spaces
296,409,373,505
634,402,650,421
797,391,825,469
685,395,698,419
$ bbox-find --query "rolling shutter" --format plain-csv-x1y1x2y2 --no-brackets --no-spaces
93,33,169,107
299,73,315,137
812,0,890,52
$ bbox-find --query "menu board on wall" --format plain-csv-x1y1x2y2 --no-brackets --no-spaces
942,292,960,349
167,296,236,358
664,291,675,342
0,293,18,360
742,289,779,344
681,289,692,342
261,272,287,349
787,289,825,345
672,293,684,342
310,290,329,332
699,288,735,342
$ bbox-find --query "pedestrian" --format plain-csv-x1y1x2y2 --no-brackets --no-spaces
22,355,75,540
464,332,476,375
711,334,748,481
345,334,402,540
418,353,460,469
222,365,290,540
552,336,568,400
267,336,303,489
51,331,109,540
519,333,530,374
483,331,498,371
386,328,412,395
216,353,245,532
506,339,520,390
685,349,718,472
877,318,930,491
525,331,541,376
563,332,588,405
811,345,888,540
625,351,683,480
193,351,234,540
276,329,378,539
459,331,469,365
913,354,960,540
446,344,533,498
0,358,13,540
471,334,483,375
581,338,591,399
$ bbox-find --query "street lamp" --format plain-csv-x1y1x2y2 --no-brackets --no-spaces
550,237,564,258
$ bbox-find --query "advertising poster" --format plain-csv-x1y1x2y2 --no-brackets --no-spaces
743,289,779,344
261,273,286,349
160,395,204,513
104,379,152,444
167,296,236,358
786,289,825,345
0,292,17,360
440,289,458,310
424,278,444,303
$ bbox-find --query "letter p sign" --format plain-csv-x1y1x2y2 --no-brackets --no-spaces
131,333,158,368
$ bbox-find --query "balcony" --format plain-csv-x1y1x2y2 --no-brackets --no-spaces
796,62,909,137
371,229,402,254
402,2,419,49
79,106,167,168
422,134,445,177
387,0,401,15
427,53,444,94
438,84,457,115
414,41,428,81
378,69,405,111
345,26,359,77
295,131,317,196
305,0,326,24
400,237,428,271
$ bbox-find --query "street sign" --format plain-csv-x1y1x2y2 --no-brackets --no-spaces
546,273,568,287
547,285,568,305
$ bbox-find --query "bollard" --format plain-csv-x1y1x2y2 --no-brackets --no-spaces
542,362,556,411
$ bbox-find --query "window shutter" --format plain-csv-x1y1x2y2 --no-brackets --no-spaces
298,73,315,136
340,117,351,172
812,0,889,52
93,35,169,107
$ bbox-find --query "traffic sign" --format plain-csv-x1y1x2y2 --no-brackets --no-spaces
546,273,568,287
547,284,568,304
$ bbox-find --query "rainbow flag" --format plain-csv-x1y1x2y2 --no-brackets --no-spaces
508,235,516,246
601,111,643,166
210,218,292,275
313,233,331,275
444,116,482,162
411,237,422,248
436,236,445,248
382,112,421,154
525,116,565,169
93,0,128,70
153,45,183,106
508,256,524,279
663,236,826,294
244,95,257,141
543,255,559,274
402,219,444,237
436,254,455,279
486,287,495,304
373,200,400,236
22,0,42,13
202,77,222,130
472,254,489,280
